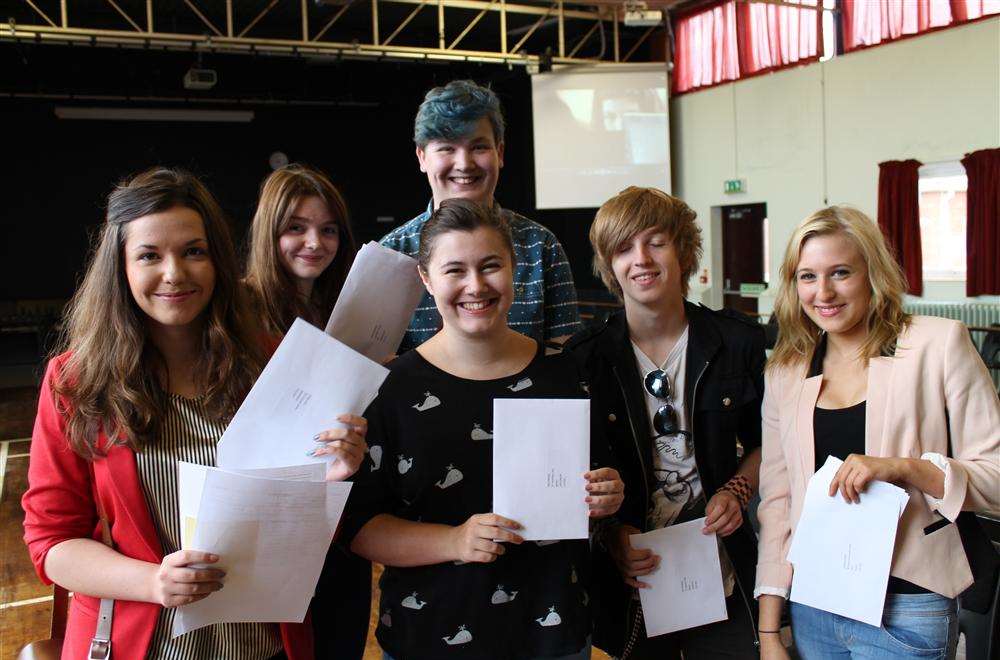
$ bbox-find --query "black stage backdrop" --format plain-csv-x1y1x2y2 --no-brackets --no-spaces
1,43,607,302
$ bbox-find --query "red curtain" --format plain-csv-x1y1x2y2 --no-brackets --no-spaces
877,160,924,296
736,0,821,75
951,0,1000,21
962,148,1000,296
672,1,740,94
673,0,821,93
842,0,999,51
843,0,953,50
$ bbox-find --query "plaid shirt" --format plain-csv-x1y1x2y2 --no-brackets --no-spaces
380,201,582,352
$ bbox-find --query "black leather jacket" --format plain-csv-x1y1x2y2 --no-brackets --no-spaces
565,301,766,658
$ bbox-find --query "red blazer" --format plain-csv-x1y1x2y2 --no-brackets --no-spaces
22,355,314,660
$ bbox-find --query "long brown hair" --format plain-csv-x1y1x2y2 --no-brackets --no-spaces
52,168,266,458
769,206,910,371
244,164,357,334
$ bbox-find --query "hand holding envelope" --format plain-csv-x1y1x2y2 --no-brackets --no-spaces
310,413,369,481
492,398,591,541
787,456,910,627
216,319,389,471
631,518,729,637
173,462,352,636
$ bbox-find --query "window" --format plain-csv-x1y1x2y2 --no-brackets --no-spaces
919,162,968,281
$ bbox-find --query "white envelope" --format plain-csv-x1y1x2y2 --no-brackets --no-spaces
631,518,728,637
216,318,389,470
787,456,910,627
492,398,590,541
324,241,425,360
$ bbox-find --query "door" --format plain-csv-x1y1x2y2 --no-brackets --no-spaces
721,203,767,315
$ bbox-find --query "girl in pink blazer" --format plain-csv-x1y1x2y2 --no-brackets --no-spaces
755,206,999,660
22,168,366,660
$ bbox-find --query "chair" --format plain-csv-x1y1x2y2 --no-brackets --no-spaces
978,325,1000,369
958,515,1000,660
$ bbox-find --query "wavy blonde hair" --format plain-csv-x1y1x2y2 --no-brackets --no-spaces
244,164,356,335
769,206,911,370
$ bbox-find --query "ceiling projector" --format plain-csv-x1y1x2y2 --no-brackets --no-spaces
183,68,217,91
624,8,663,27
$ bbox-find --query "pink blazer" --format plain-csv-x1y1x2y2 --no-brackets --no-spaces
756,316,1000,599
22,356,314,660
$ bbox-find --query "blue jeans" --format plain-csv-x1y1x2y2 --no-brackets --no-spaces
790,593,959,659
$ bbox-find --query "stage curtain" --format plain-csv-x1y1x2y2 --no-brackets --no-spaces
950,0,1000,21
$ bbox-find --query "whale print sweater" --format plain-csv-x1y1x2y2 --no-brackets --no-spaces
340,343,593,660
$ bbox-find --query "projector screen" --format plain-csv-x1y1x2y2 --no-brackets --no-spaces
531,64,670,210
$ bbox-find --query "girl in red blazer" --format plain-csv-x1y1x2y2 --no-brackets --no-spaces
22,168,367,660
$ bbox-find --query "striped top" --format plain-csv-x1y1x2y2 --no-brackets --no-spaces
380,200,582,352
135,394,283,660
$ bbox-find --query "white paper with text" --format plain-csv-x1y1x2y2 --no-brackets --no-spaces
217,318,389,469
172,464,352,636
787,456,910,627
324,241,425,360
492,398,590,541
631,518,728,636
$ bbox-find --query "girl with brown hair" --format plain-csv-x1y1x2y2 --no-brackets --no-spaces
245,163,357,335
244,163,371,658
21,167,365,659
342,198,624,660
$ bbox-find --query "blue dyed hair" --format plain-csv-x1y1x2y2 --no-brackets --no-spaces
413,80,506,148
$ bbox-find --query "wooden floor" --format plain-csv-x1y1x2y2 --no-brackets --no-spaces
2,385,49,660
0,383,609,659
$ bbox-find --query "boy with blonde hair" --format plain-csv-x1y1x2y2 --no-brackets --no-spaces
567,187,766,659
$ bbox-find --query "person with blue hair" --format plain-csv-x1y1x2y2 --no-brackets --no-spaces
381,79,582,352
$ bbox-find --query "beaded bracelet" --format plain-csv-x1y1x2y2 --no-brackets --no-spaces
717,474,752,509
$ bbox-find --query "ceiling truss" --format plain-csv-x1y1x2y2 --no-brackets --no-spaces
4,0,666,67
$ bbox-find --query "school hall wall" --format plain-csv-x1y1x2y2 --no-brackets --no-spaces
670,17,1000,311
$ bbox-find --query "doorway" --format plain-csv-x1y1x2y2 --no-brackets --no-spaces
721,203,767,316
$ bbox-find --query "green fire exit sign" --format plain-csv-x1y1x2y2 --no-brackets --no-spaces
724,179,745,194
740,282,767,296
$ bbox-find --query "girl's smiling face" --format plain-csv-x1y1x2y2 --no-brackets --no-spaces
795,231,871,340
124,206,216,332
278,195,340,291
419,226,514,340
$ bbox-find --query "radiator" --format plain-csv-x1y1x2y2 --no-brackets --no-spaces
903,301,1000,388
902,302,1000,328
